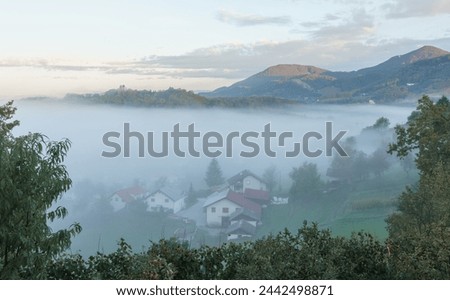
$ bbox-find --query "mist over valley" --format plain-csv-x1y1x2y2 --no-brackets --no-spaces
3,99,416,255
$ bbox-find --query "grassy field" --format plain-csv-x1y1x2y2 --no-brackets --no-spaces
69,210,194,256
258,166,418,240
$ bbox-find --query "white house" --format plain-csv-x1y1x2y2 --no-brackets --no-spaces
110,186,147,212
227,170,267,193
145,187,185,213
203,189,262,227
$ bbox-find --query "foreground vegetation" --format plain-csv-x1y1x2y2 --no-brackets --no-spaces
1,96,449,279
44,224,390,280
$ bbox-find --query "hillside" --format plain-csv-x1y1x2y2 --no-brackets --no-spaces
60,87,297,108
203,46,450,103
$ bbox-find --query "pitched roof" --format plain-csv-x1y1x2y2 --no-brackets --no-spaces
229,208,261,222
202,189,229,208
227,190,262,216
114,186,147,203
244,188,270,204
226,220,256,235
227,169,265,185
203,189,262,217
149,187,184,201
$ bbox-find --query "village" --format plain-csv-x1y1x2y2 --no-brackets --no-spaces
108,169,288,243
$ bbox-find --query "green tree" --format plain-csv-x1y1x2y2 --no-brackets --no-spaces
204,158,224,188
0,101,81,279
387,95,450,279
262,165,277,194
352,151,371,180
185,183,197,207
399,151,416,175
289,162,323,203
369,147,391,177
372,117,390,130
388,95,450,175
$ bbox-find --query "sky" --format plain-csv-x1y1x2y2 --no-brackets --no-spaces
1,0,450,99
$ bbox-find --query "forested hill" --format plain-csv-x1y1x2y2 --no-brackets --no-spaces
62,87,297,108
203,46,450,104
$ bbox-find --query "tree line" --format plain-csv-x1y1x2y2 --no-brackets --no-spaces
64,87,298,109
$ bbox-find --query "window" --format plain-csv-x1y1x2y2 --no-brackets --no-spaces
235,208,240,212
211,207,216,213
165,198,169,203
150,198,155,202
222,207,229,213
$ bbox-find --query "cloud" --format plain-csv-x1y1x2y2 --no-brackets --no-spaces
216,9,292,26
106,66,242,79
299,21,323,28
3,37,450,86
294,8,374,42
308,9,375,41
0,58,109,72
383,0,450,18
136,37,450,78
325,13,340,21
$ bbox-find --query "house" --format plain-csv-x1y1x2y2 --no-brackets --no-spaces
145,187,185,213
203,189,262,227
110,186,147,212
229,208,261,227
226,208,261,240
226,220,257,241
227,170,267,193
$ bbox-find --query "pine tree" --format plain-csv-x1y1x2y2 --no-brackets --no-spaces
204,158,225,188
185,183,197,207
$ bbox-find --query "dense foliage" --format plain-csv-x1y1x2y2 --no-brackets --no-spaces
41,223,390,280
387,95,450,279
63,87,297,108
0,101,81,279
289,162,324,203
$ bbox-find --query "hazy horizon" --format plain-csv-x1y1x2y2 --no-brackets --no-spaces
1,0,450,99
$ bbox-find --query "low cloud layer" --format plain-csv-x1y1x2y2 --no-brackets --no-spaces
383,0,450,18
216,9,292,27
2,36,450,86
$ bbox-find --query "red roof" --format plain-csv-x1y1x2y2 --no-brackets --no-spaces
227,190,262,216
115,186,146,203
244,188,270,204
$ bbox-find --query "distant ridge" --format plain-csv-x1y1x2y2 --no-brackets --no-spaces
203,46,450,103
258,65,328,77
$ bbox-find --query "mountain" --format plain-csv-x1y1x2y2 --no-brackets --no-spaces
203,46,450,103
